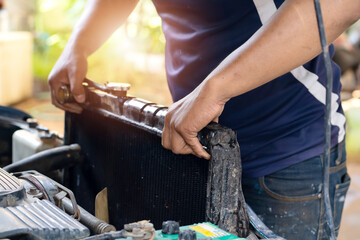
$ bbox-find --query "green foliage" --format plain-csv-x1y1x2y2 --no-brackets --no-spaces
33,31,71,80
33,0,166,81
33,0,85,80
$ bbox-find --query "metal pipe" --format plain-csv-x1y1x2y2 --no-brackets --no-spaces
81,230,127,240
62,197,116,234
4,144,83,173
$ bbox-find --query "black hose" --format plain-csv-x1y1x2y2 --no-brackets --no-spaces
4,144,83,173
313,1,336,239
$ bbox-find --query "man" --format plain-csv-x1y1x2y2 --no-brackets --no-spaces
48,0,360,239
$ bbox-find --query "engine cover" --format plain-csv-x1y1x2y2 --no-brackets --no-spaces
0,168,89,239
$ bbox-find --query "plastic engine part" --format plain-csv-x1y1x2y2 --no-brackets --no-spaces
155,222,246,240
0,168,89,239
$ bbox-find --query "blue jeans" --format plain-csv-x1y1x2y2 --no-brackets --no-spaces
242,142,350,240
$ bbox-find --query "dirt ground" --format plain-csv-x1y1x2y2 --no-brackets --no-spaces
12,95,360,240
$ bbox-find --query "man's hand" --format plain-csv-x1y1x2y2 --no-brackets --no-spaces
48,0,138,113
162,82,226,159
48,46,87,114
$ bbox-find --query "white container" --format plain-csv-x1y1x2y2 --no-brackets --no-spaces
12,129,62,163
0,9,9,32
0,31,33,105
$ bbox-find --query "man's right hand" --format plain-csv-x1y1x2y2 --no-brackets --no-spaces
48,46,87,114
47,0,139,113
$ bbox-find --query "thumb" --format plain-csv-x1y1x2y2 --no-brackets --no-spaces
72,84,86,103
68,68,87,104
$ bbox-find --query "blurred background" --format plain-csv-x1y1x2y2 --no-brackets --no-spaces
0,0,359,239
0,0,172,135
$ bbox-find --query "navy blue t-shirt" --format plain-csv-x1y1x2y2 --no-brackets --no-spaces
152,0,345,177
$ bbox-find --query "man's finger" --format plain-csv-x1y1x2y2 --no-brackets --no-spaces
68,70,86,103
184,135,210,160
51,88,83,114
52,99,83,114
62,103,83,113
170,129,193,155
161,116,172,150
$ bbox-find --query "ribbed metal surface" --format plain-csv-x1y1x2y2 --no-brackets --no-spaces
0,199,89,239
0,168,21,192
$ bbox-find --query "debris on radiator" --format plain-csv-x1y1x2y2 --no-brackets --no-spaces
198,123,250,238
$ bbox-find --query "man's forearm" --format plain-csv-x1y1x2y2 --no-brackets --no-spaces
205,0,360,102
48,0,139,113
67,0,139,57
